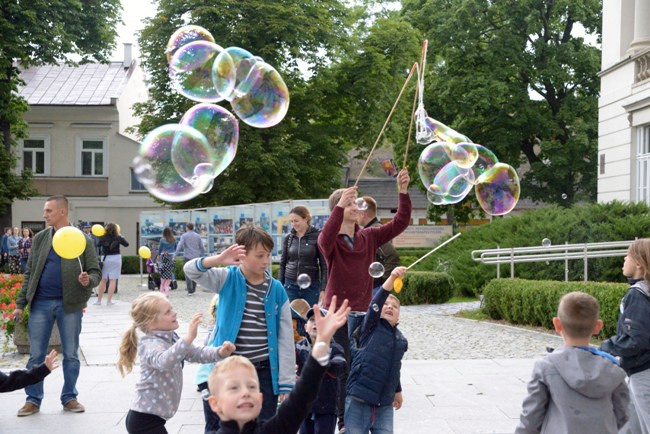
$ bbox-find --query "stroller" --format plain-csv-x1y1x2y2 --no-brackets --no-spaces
146,257,161,291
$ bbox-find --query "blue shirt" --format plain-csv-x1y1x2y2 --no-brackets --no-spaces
34,248,63,300
1,234,7,254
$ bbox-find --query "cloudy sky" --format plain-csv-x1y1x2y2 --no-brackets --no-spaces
111,0,157,61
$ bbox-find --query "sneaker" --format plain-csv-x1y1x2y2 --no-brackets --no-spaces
92,300,101,305
106,301,115,306
17,402,40,417
63,400,85,413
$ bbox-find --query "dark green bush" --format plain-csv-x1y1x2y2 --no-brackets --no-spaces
395,271,454,305
408,201,650,297
121,256,141,274
399,256,418,268
481,278,628,337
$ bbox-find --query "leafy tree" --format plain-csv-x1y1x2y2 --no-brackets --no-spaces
0,0,122,226
401,0,602,221
135,0,363,207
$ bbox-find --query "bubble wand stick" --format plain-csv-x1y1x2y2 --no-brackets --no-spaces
354,62,417,188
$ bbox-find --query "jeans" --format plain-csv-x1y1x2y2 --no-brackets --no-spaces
299,413,337,434
20,257,28,273
25,298,83,406
623,369,650,434
345,396,394,434
183,257,196,293
284,279,321,307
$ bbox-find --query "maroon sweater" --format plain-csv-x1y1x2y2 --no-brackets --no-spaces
318,193,412,311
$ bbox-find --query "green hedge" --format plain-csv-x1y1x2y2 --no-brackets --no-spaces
481,278,628,337
395,271,454,305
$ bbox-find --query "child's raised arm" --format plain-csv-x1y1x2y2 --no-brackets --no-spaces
382,266,406,292
200,244,246,268
312,296,351,360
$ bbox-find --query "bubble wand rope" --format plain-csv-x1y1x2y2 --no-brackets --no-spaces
354,62,417,188
404,41,429,169
406,232,462,271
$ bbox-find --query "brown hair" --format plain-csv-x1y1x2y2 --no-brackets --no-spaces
186,222,194,230
362,196,377,215
116,292,167,377
46,195,68,210
163,227,176,243
22,227,34,238
235,225,273,252
557,291,599,339
289,206,312,224
628,239,650,282
328,188,346,211
208,355,258,398
104,222,118,237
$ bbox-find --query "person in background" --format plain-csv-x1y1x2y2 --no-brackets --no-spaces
95,222,129,306
175,222,205,295
158,227,178,297
278,205,327,307
8,226,21,274
12,194,101,416
357,196,401,288
18,227,34,274
1,227,10,269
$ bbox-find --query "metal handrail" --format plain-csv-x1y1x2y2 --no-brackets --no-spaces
471,240,636,281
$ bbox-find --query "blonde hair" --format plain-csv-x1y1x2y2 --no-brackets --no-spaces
557,291,599,339
207,355,258,397
628,239,650,282
116,292,167,377
209,294,219,323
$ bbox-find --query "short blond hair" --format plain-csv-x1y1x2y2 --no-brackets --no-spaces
208,355,258,397
557,291,599,339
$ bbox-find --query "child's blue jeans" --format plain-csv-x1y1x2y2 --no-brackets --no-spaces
344,396,394,434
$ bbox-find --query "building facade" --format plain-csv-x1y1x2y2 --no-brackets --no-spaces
599,0,650,203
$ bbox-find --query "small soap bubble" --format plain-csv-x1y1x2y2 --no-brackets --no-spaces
297,274,312,289
542,238,551,248
368,261,385,278
561,193,568,200
433,161,475,199
474,163,520,216
165,25,215,62
134,124,213,202
451,143,479,169
355,197,368,211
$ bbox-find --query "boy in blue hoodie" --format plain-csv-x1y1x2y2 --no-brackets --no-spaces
184,225,295,432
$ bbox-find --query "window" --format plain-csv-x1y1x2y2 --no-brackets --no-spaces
130,168,147,192
77,137,106,176
636,125,650,203
22,221,45,235
20,136,50,176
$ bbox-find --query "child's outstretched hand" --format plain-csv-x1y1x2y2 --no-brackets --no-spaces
184,312,203,345
314,296,350,346
383,266,407,292
397,167,410,193
218,244,247,265
218,341,236,358
44,349,59,372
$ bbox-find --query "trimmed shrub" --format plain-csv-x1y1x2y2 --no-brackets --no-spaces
396,271,454,305
407,201,650,297
399,256,418,268
481,278,628,337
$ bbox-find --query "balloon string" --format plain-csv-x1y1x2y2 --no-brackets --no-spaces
77,257,83,273
354,63,417,188
403,83,419,169
406,232,462,270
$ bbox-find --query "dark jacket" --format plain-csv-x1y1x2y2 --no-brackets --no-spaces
364,218,400,286
278,225,327,287
98,234,129,256
0,363,51,393
209,354,327,434
347,288,407,406
16,226,101,313
296,337,346,415
600,280,650,375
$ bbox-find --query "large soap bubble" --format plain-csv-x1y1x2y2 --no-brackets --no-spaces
424,117,471,144
177,103,239,180
165,25,215,62
474,163,520,216
134,124,213,202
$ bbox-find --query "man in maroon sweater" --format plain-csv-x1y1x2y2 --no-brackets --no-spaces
317,167,411,432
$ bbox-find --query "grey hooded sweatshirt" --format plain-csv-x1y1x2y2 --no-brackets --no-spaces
515,345,629,434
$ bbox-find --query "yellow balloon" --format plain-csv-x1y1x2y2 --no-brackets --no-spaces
393,277,403,293
91,224,105,237
138,246,152,259
52,227,87,259
116,224,121,234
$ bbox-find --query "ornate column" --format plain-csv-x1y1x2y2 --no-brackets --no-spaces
628,0,650,54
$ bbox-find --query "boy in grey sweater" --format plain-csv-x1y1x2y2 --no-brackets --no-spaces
515,291,629,434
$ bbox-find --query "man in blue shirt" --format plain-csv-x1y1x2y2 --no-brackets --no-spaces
175,222,205,295
1,227,10,269
12,195,101,417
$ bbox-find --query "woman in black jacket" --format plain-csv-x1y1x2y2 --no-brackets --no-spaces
95,222,129,305
278,206,327,306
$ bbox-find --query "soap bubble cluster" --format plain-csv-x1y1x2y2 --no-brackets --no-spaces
415,109,520,216
134,25,290,202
